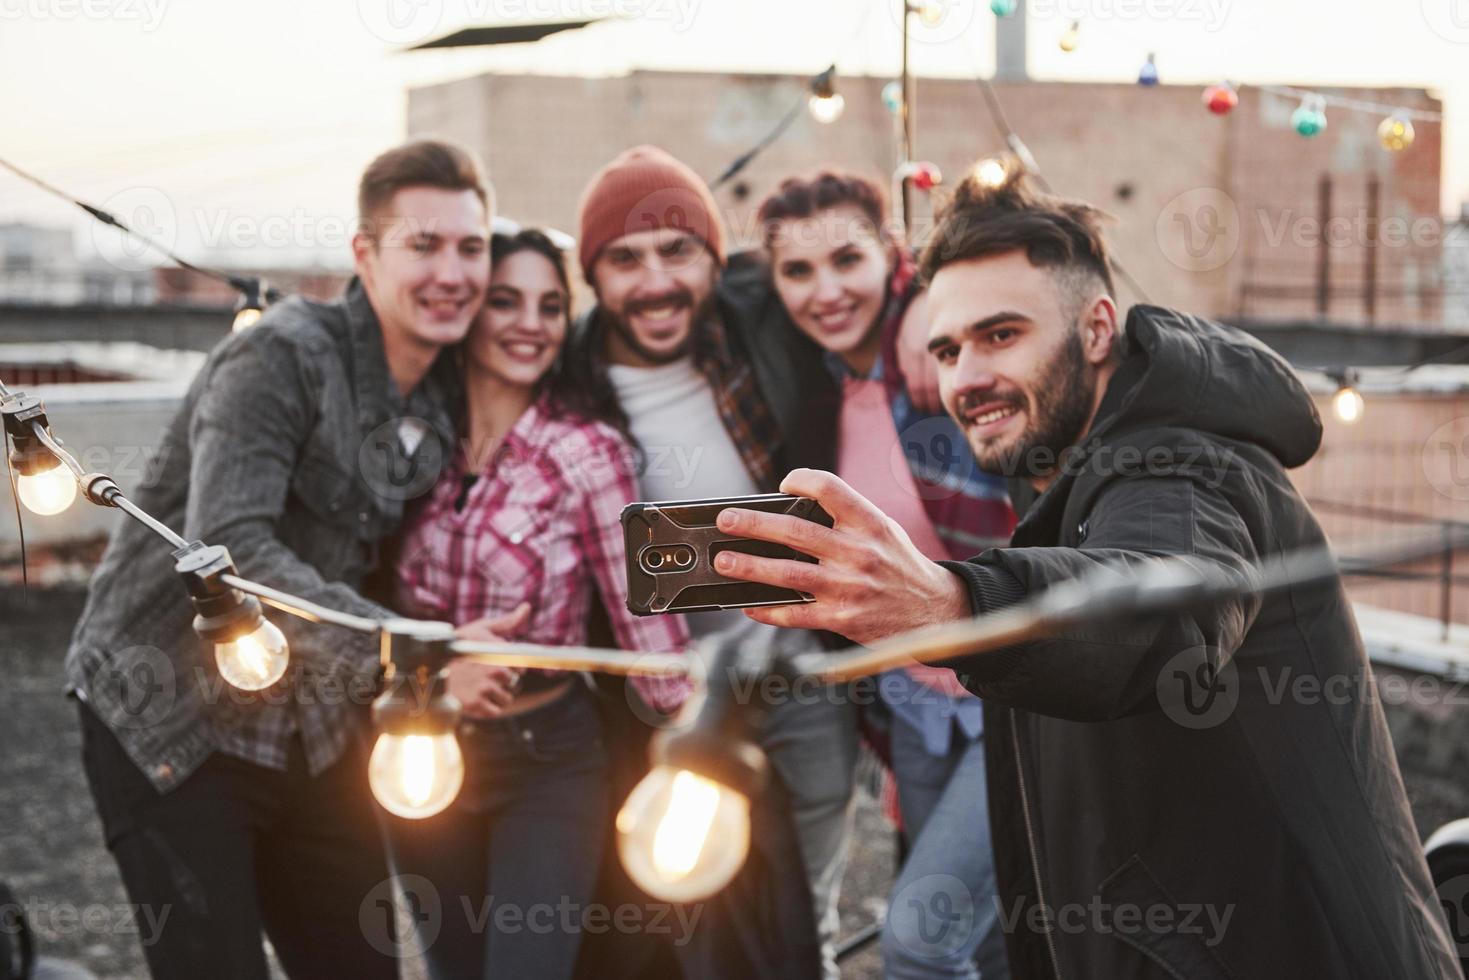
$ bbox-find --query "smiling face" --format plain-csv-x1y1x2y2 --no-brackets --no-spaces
466,248,568,390
925,249,1118,485
352,186,490,355
589,227,718,366
768,203,893,374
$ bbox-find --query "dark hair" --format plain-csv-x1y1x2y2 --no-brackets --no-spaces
756,170,894,249
918,156,1115,307
491,228,637,448
357,139,491,235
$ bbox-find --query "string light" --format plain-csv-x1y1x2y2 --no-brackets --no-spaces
807,66,845,124
912,0,946,28
1203,82,1239,115
897,160,943,192
882,80,904,115
973,157,1010,188
1328,369,1365,424
176,543,292,691
1292,94,1328,138
2,392,78,517
368,621,465,819
990,0,1018,16
232,278,271,332
1059,20,1080,52
1378,113,1415,152
1137,53,1159,87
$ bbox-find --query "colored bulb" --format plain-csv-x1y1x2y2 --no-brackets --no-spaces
15,460,77,516
1292,97,1327,138
1203,83,1238,115
369,731,465,819
215,618,289,691
917,0,946,27
1059,21,1080,52
990,0,1018,16
1138,54,1159,87
617,766,751,903
1377,115,1415,152
881,80,903,115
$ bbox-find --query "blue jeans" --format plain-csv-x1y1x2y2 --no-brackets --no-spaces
882,720,1010,980
385,682,609,980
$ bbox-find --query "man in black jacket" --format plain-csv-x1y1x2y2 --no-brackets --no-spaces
712,162,1461,978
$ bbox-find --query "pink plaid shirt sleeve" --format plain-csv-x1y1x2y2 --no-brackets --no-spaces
393,403,692,715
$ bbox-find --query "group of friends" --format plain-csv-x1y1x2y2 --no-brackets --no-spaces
64,137,1462,980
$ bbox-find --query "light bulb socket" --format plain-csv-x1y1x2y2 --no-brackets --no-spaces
2,393,61,475
231,276,272,316
648,636,772,800
174,541,263,643
372,664,461,736
809,65,837,100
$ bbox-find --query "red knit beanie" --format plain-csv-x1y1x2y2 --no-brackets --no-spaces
576,145,726,280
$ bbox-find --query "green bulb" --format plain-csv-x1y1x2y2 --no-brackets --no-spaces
990,0,1019,15
1292,106,1326,138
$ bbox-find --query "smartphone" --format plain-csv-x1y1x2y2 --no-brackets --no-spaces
621,493,834,616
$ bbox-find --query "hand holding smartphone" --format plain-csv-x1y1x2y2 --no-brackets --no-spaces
621,493,834,615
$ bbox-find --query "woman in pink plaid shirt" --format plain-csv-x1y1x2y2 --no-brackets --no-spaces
386,228,691,980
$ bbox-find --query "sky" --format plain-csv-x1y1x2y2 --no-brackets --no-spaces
1,0,1465,269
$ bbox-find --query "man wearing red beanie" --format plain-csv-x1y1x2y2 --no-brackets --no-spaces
565,145,856,980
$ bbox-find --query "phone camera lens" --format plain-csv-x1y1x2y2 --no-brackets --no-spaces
674,549,693,567
645,550,665,570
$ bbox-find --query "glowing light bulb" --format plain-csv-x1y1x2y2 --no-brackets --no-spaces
1292,96,1327,138
233,307,263,332
617,765,751,902
974,157,1009,189
15,460,77,516
916,0,946,27
369,731,465,819
214,618,289,691
1377,114,1415,152
1059,21,1080,52
808,93,845,125
1332,385,1364,424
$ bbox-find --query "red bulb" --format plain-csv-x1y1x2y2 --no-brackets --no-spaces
911,162,941,191
1204,84,1238,115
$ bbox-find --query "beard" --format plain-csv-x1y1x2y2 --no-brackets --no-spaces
962,328,1099,480
603,287,717,366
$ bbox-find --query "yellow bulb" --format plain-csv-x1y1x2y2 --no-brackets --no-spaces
1377,115,1415,152
233,307,263,332
974,158,1009,188
215,618,289,691
616,765,751,902
369,731,464,819
1059,22,1080,52
1332,386,1365,424
15,461,78,516
808,93,845,125
917,0,946,27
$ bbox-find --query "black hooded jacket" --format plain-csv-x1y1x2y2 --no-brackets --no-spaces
942,306,1459,979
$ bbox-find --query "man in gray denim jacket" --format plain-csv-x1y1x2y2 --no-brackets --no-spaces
66,139,494,980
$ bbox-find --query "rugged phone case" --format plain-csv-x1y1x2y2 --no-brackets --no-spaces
621,493,835,616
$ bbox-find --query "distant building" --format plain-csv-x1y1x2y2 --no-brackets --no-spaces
1444,205,1469,331
0,223,153,305
408,69,1448,329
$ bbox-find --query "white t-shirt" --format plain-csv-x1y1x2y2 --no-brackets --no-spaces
607,357,780,644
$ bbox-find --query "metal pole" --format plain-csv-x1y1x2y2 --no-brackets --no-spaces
1364,173,1379,324
1316,173,1332,319
900,0,914,235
